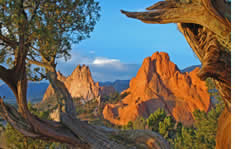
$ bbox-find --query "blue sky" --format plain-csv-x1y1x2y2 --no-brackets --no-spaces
0,0,202,85
58,0,201,82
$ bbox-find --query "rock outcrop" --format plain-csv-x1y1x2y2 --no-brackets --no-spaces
42,65,115,102
103,52,210,126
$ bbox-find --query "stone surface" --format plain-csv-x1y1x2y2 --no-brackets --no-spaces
42,65,116,102
103,52,210,126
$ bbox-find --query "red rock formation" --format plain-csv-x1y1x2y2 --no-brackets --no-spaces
103,52,210,126
42,65,115,102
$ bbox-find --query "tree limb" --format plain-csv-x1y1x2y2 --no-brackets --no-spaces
0,65,17,96
27,59,54,71
121,0,230,51
0,34,17,49
177,23,231,109
29,0,41,24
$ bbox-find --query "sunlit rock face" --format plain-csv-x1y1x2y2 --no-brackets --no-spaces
103,52,210,126
42,65,115,102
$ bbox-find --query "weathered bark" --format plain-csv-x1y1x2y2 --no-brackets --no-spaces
46,70,76,117
121,0,231,148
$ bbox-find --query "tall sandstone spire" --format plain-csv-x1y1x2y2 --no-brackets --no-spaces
42,65,115,102
103,52,210,126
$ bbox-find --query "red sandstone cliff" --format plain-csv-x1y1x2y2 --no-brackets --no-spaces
42,65,115,102
103,52,210,126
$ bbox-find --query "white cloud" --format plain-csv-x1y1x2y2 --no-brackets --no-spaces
56,51,140,82
92,57,127,71
89,51,95,54
92,57,120,65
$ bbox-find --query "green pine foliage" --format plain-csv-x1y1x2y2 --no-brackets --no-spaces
146,108,167,132
0,0,101,81
102,92,127,104
145,109,176,140
173,102,224,149
4,124,51,149
133,117,146,130
158,115,175,139
126,121,133,129
121,101,223,149
174,127,195,149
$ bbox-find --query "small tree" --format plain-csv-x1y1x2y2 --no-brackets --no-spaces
146,108,167,131
133,117,146,130
173,102,224,149
158,116,175,139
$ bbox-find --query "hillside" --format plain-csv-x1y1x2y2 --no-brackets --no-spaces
0,83,48,100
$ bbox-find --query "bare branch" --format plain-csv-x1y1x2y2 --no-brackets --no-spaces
29,0,41,23
0,98,39,137
0,34,17,49
0,65,17,95
121,0,230,49
27,59,54,71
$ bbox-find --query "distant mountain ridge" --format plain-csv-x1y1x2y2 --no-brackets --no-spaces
99,80,130,93
0,83,49,100
99,65,201,93
0,64,200,101
181,65,201,73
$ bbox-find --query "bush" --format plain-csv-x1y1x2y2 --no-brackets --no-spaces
146,108,167,131
133,117,146,130
158,116,175,139
103,92,124,104
127,121,133,129
122,117,146,130
121,102,224,149
173,102,224,149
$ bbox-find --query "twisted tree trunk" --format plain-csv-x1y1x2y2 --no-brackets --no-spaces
121,0,231,148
